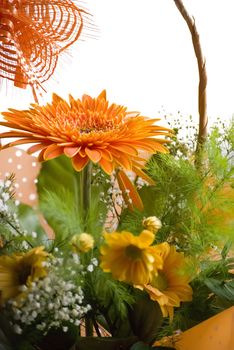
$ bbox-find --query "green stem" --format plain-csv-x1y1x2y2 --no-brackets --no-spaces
73,170,82,222
83,163,92,231
5,219,33,248
73,163,92,231
85,316,93,336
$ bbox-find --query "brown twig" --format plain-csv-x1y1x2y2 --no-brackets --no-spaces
173,0,208,160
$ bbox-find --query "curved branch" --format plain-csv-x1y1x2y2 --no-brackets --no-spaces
173,0,208,154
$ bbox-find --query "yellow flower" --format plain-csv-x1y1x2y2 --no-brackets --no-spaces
143,242,193,321
142,216,162,233
0,246,49,305
70,233,94,253
100,230,163,285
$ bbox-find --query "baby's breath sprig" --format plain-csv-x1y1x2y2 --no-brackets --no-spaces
0,175,33,249
8,255,92,336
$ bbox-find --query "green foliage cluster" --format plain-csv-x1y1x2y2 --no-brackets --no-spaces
156,241,234,340
0,116,233,350
119,119,234,256
118,118,234,340
37,156,111,248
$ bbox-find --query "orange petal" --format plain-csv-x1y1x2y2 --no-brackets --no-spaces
64,146,81,158
100,149,113,161
52,93,65,105
38,149,46,162
1,138,42,149
43,144,64,161
132,165,155,186
110,144,138,156
69,94,78,109
85,148,102,163
154,144,169,153
132,141,156,152
0,131,32,138
79,148,87,158
115,155,132,171
107,147,121,158
72,154,89,172
98,90,106,100
117,170,144,211
99,158,114,175
27,143,50,155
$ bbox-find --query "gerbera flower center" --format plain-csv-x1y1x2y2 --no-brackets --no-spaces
152,272,168,291
125,245,143,260
18,263,32,285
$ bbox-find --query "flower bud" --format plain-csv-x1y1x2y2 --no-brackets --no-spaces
142,216,162,233
70,233,94,253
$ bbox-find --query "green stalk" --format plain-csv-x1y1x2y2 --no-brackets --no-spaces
73,170,82,225
85,317,93,336
73,162,92,231
73,163,93,337
83,162,92,231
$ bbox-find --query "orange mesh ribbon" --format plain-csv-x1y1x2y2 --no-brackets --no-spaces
0,0,89,89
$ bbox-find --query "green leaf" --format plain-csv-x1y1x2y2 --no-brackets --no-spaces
204,278,234,302
39,188,81,244
0,314,14,350
37,155,74,193
128,291,163,345
17,203,49,246
89,268,135,330
37,157,109,243
0,330,12,350
221,240,233,260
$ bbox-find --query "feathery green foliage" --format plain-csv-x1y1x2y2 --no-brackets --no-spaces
119,119,234,258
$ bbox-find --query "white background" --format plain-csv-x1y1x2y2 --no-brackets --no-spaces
1,0,234,128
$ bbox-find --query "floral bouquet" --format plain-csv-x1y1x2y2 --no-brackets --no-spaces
0,90,233,350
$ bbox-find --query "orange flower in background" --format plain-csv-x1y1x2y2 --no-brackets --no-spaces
0,0,90,90
0,90,171,209
0,90,171,172
199,180,234,229
143,242,193,321
0,91,169,174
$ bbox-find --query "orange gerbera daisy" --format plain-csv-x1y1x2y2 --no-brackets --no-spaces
0,90,171,209
143,243,193,321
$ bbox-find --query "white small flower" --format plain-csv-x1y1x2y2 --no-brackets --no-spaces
72,253,80,264
48,303,54,310
18,285,27,292
87,264,94,272
13,324,22,334
21,241,29,250
4,180,12,188
71,309,79,317
31,231,37,238
91,258,98,266
2,192,10,201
